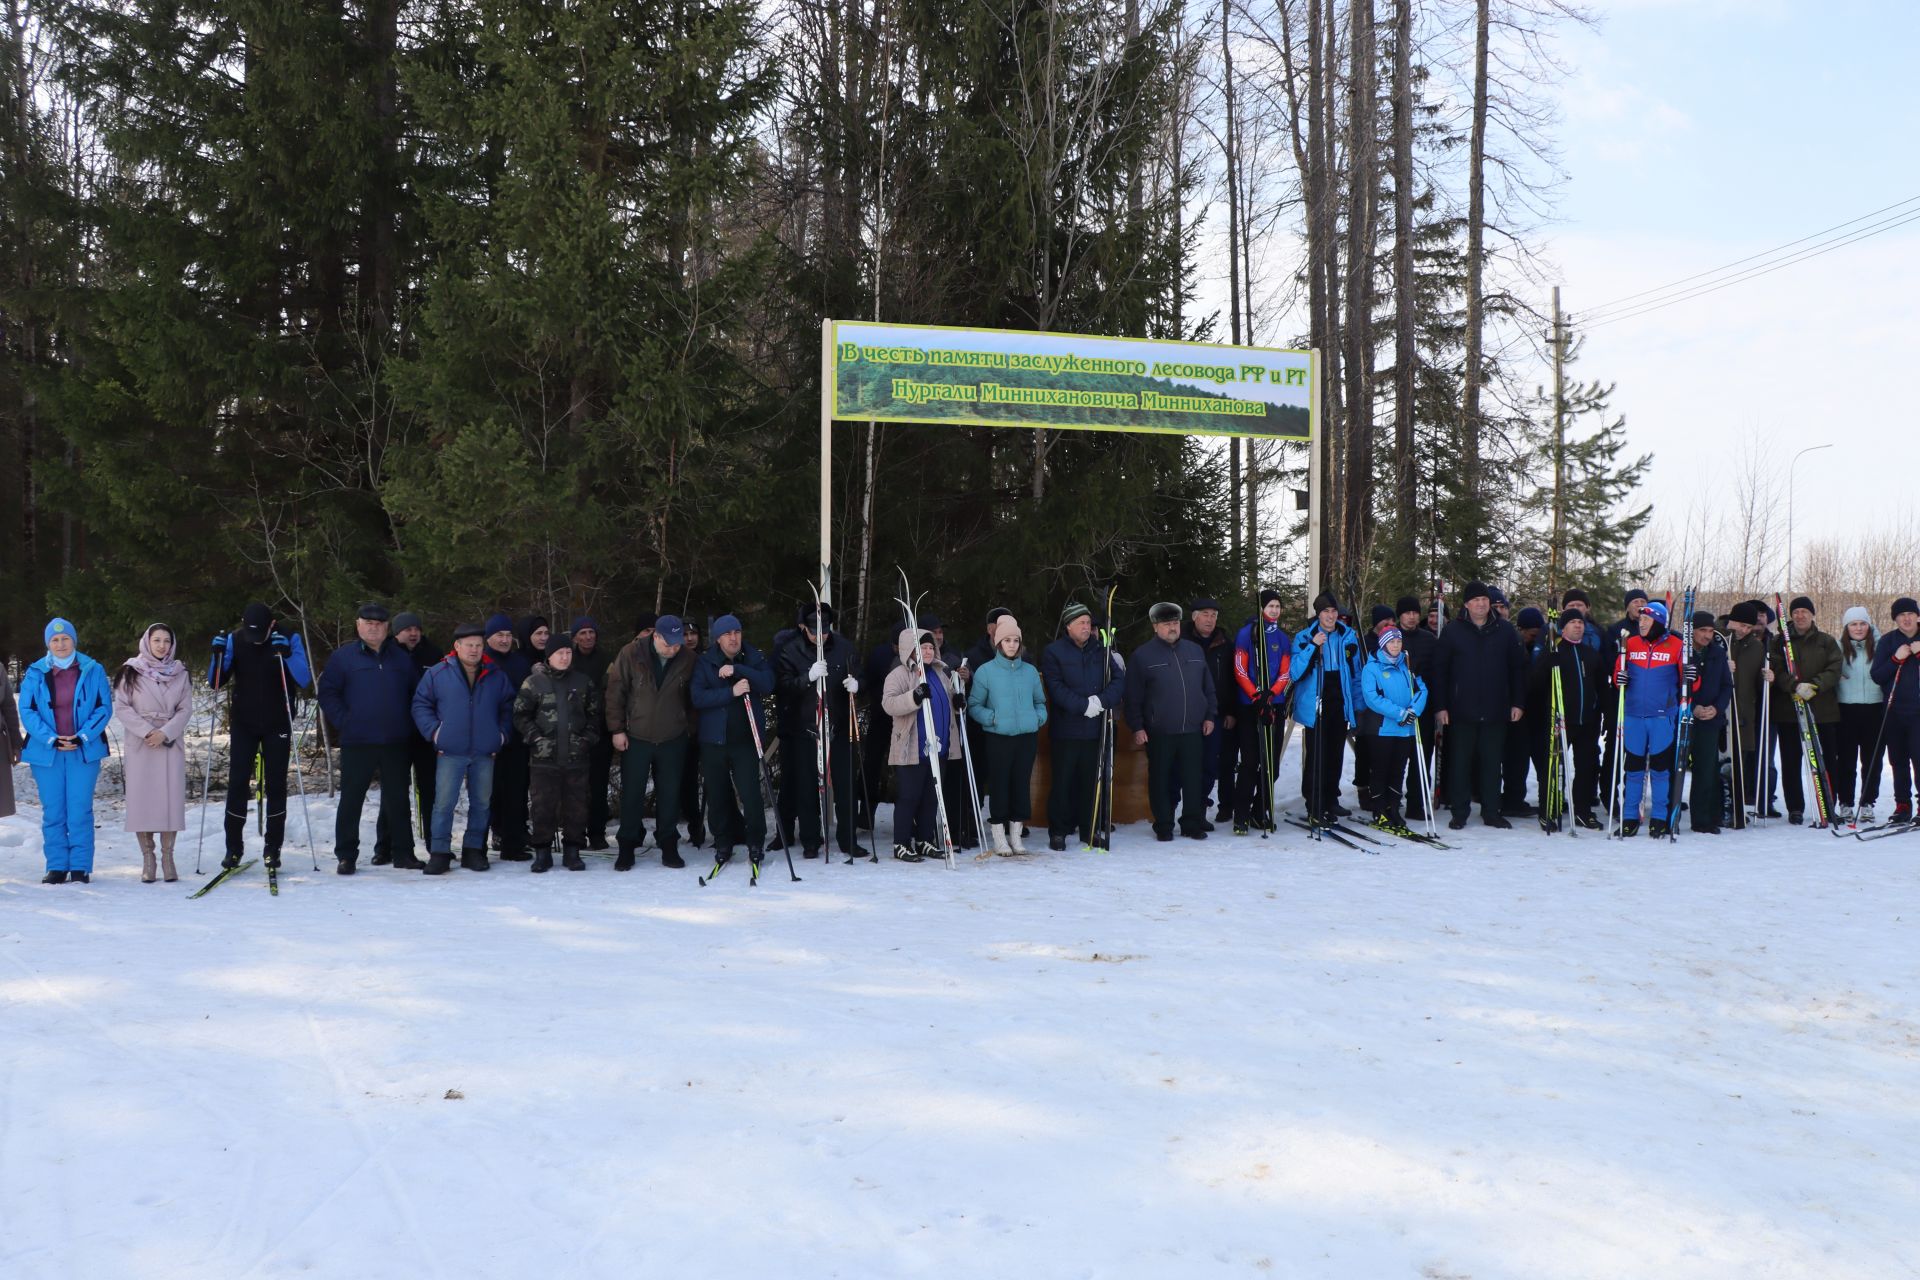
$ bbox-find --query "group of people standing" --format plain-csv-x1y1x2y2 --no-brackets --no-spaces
8,585,1919,886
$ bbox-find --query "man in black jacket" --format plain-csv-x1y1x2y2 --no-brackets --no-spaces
1432,582,1526,830
774,608,863,859
1124,603,1216,842
1394,595,1439,818
1528,612,1607,828
1184,597,1232,828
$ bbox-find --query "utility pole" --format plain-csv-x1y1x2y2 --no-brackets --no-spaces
1549,286,1566,601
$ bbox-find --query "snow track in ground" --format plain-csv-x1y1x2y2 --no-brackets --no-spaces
2,760,1917,1278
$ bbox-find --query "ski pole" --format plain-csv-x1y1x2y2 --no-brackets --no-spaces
742,688,799,882
844,684,876,862
280,653,320,870
194,650,224,876
1861,660,1905,818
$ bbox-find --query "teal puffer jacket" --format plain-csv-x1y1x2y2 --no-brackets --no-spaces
967,653,1048,736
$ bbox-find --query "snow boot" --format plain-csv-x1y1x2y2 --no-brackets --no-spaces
1788,811,1804,826
392,852,425,871
562,846,586,871
160,833,178,882
1483,814,1512,830
661,847,686,869
424,851,453,876
587,833,610,852
804,846,821,860
1049,833,1067,851
137,833,157,883
336,854,357,876
460,848,491,872
42,871,67,884
614,846,636,871
70,871,90,884
370,848,392,866
531,844,554,874
1008,823,1027,854
988,823,1012,856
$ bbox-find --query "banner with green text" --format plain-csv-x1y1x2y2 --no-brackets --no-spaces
829,320,1315,439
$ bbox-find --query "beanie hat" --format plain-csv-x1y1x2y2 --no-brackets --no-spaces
1842,605,1871,628
1377,626,1404,648
984,606,1011,628
1259,588,1284,609
1625,588,1649,607
1060,601,1091,628
452,623,484,641
1487,586,1509,607
1461,581,1491,604
1789,595,1815,616
1562,588,1589,608
1728,601,1760,626
1394,595,1422,617
1148,601,1183,625
544,632,575,659
1189,597,1221,613
654,615,686,646
634,611,658,635
1369,604,1395,627
484,612,515,639
1893,597,1920,620
1311,591,1340,615
391,611,423,634
1642,600,1669,631
1558,612,1585,634
1516,606,1546,631
44,616,77,648
1752,599,1775,623
916,611,942,629
710,614,743,638
991,615,1022,648
1690,610,1717,629
241,602,273,642
570,615,598,634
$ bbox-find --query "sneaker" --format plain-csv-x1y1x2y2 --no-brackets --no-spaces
1575,811,1602,831
914,840,942,861
1834,803,1854,824
892,843,923,862
1858,803,1876,825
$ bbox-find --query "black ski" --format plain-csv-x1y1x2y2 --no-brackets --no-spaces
1286,811,1388,847
1854,821,1915,842
1367,821,1452,850
267,862,279,896
188,859,256,898
1285,817,1374,852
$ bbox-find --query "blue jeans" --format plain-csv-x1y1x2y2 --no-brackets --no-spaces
32,753,103,873
430,754,495,853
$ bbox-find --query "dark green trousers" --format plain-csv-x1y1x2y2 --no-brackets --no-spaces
619,736,687,853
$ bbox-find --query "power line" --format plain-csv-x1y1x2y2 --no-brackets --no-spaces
1578,205,1920,331
1575,193,1920,322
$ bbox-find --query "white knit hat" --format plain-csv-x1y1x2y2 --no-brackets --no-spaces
1842,605,1871,627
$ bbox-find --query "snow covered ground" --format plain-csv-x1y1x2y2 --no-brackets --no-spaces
3,750,1918,1279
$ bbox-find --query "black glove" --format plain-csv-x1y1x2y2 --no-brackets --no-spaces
1250,687,1269,708
1259,703,1279,725
270,634,292,655
1399,709,1417,726
1681,663,1698,684
912,684,928,705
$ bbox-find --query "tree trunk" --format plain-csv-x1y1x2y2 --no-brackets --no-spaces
1341,0,1376,585
1461,0,1489,516
1390,0,1416,525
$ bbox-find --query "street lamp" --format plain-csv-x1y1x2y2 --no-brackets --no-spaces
1786,442,1833,591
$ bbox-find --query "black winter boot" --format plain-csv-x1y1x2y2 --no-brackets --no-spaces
392,852,425,871
336,855,357,876
221,850,242,870
424,851,453,876
70,871,90,883
562,846,585,871
460,848,491,872
614,846,636,871
42,870,68,884
660,846,685,869
531,844,553,873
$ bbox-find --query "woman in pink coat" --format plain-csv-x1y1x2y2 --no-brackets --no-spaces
113,624,194,882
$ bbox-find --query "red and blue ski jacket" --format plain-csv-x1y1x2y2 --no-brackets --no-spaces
1619,632,1696,718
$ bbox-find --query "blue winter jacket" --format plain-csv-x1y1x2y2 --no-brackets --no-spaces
411,655,515,757
19,654,114,765
690,642,774,746
1360,650,1428,739
1871,630,1920,716
1122,635,1215,736
1040,634,1125,742
968,652,1048,736
1290,622,1363,730
318,637,421,746
1838,631,1882,705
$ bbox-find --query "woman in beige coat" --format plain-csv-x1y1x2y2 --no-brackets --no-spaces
0,661,22,820
880,627,963,861
112,624,194,882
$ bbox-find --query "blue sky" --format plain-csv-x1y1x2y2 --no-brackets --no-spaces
1544,0,1919,567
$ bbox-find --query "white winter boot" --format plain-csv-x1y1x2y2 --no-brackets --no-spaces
989,822,1013,855
1008,822,1028,854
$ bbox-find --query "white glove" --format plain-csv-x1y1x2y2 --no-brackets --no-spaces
1794,681,1817,703
841,674,859,693
1083,699,1104,719
807,659,828,682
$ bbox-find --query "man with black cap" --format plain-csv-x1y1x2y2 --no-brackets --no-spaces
390,611,442,855
206,602,313,872
1230,589,1293,834
606,613,698,868
1123,602,1215,842
1184,597,1234,823
1291,592,1363,823
1870,596,1920,824
1043,600,1127,850
1764,595,1840,824
775,604,863,859
1432,581,1527,829
412,622,513,873
691,614,776,868
565,616,615,850
1684,610,1733,833
318,603,422,873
